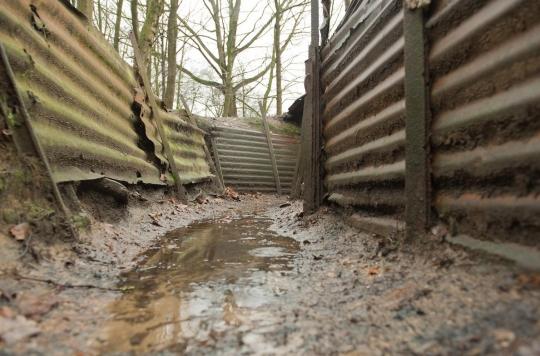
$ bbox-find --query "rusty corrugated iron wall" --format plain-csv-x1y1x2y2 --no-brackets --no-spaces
322,0,406,236
0,0,212,186
212,126,299,193
319,0,540,242
428,0,540,244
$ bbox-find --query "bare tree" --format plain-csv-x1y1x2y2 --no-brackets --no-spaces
164,0,179,108
139,0,164,64
113,0,124,50
273,0,308,115
177,0,279,117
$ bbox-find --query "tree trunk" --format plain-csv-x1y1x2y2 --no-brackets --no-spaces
222,85,238,117
164,0,179,108
274,7,283,115
113,0,124,51
131,0,139,40
78,0,94,21
97,0,103,30
139,0,164,79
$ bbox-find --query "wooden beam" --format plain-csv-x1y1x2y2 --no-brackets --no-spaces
259,102,282,195
130,32,187,200
403,5,431,241
210,136,225,190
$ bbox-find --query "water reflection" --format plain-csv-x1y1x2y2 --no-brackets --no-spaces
94,216,299,353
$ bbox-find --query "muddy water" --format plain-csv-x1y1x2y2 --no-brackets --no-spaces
93,216,299,353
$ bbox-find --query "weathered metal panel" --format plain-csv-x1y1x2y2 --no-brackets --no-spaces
0,0,212,187
159,109,212,184
0,0,163,185
212,126,299,194
428,0,540,245
322,0,405,236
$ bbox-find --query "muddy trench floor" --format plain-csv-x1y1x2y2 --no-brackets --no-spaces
1,193,540,355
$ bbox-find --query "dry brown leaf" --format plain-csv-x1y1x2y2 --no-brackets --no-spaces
9,223,31,241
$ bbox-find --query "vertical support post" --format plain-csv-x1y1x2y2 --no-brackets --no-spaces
259,102,282,195
0,44,75,238
304,0,322,212
404,4,431,241
130,32,187,201
210,136,225,191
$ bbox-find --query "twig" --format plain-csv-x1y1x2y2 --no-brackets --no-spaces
13,273,122,292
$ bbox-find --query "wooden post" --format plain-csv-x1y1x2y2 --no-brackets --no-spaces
0,44,75,238
404,4,431,241
130,32,187,200
210,136,225,190
304,0,322,212
259,102,282,195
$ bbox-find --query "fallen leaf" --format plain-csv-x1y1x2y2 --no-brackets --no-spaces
0,307,15,319
223,187,240,201
367,266,380,276
492,329,515,348
9,223,31,241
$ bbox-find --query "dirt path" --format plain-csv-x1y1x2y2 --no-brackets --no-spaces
0,195,539,355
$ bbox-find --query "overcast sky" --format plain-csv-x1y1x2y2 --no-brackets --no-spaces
109,0,346,116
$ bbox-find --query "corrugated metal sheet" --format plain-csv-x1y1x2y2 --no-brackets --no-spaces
159,109,212,184
322,0,405,235
428,0,540,244
212,126,299,193
0,0,161,184
0,0,212,186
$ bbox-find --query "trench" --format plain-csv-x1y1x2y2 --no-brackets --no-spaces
93,216,300,354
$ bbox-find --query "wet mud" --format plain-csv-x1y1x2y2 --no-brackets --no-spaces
94,216,299,353
0,195,539,355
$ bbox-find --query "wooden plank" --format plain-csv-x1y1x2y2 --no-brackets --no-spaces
210,137,225,189
130,32,187,200
304,44,323,212
404,7,431,241
259,102,281,195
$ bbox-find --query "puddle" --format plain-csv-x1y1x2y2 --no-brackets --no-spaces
94,216,299,353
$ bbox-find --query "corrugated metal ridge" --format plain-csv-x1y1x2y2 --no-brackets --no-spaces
33,0,136,94
324,10,403,96
322,0,389,63
436,194,540,224
434,134,540,178
325,160,405,188
426,0,469,29
433,77,540,135
432,24,540,99
324,36,404,113
429,0,524,64
8,0,136,101
0,17,137,137
34,122,161,183
1,0,164,185
328,191,404,208
325,100,405,151
325,130,405,170
324,67,404,134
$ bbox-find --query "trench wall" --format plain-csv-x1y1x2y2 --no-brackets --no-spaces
0,0,212,188
211,125,299,194
320,0,540,243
